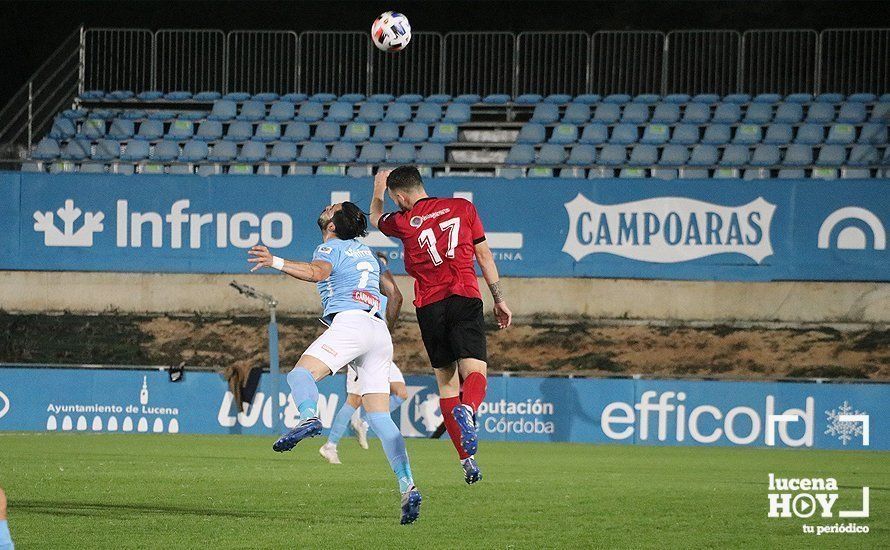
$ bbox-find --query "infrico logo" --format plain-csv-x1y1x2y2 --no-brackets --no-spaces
562,194,775,263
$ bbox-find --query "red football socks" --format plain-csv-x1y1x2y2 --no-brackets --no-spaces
440,396,470,459
461,372,487,412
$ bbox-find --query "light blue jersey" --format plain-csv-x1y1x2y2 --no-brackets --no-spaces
313,238,384,322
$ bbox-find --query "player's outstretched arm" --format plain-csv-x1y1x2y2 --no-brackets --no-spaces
474,240,512,329
369,168,392,228
379,267,404,328
247,245,332,282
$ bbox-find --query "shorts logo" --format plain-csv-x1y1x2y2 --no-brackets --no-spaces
321,344,338,357
409,216,423,228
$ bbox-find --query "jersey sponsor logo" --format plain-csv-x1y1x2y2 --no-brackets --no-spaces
410,208,451,228
409,216,423,228
317,245,333,254
352,290,381,309
343,247,373,258
562,194,775,264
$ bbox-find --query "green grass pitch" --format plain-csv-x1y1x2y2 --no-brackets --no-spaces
0,433,887,549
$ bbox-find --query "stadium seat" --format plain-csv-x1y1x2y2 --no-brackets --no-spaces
297,142,328,163
267,142,297,163
400,122,429,143
268,101,296,122
179,140,208,162
603,94,631,104
847,144,879,166
136,120,163,141
50,117,76,140
628,144,658,166
120,140,149,161
712,103,741,124
497,167,525,179
238,141,267,163
93,139,120,161
194,91,222,101
340,93,364,103
816,93,844,103
744,103,773,124
442,103,471,124
836,103,866,124
356,103,385,123
619,168,647,178
256,164,283,177
778,169,806,178
222,91,250,101
858,123,887,144
505,144,535,165
782,144,813,166
640,124,670,145
207,141,238,162
395,94,424,104
762,124,793,145
150,141,178,162
651,168,678,180
370,122,400,143
81,118,107,139
191,120,220,141
670,124,699,145
816,144,846,166
663,94,691,104
712,167,740,179
108,119,135,140
681,103,710,124
417,143,445,164
430,123,458,144
282,122,311,143
227,164,255,176
658,144,690,166
826,124,856,145
453,94,481,104
621,104,649,124
572,94,601,104
732,124,762,145
388,143,416,164
723,94,751,104
610,124,638,145
847,93,877,103
688,144,718,166
531,104,560,124
309,93,337,103
49,160,76,173
743,168,770,180
328,142,357,163
517,123,546,144
753,93,782,104
61,108,87,120
80,162,107,174
559,167,586,178
254,121,281,142
32,138,61,160
566,144,596,165
195,164,220,177
312,165,342,176
384,103,412,123
209,100,237,121
367,94,394,103
20,162,44,173
358,143,387,164
235,101,265,122
347,165,372,178
562,103,590,124
80,89,105,100
597,145,627,166
592,104,621,124
549,124,578,144
342,122,371,143
296,102,325,122
811,167,837,180
482,94,511,105
414,103,442,123
537,144,567,165
750,144,781,167
869,102,889,121
701,124,731,145
544,94,573,104
794,124,824,145
425,94,452,104
785,93,813,103
805,103,835,123
146,110,176,121
226,121,254,141
514,94,544,105
579,124,609,145
720,145,749,167
651,104,680,124
312,122,341,143
326,102,355,123
525,167,552,177
588,167,615,178
166,120,194,141
774,103,803,123
633,94,661,104
692,94,720,104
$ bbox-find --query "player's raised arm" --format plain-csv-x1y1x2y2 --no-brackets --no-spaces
369,168,392,228
247,245,332,282
474,239,512,329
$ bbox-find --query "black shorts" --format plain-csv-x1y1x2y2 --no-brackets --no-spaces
416,295,487,369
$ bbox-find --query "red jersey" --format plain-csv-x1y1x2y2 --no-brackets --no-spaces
378,197,486,308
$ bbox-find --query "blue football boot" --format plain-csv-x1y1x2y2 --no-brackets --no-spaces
272,417,322,452
400,486,422,525
462,457,483,484
451,404,478,456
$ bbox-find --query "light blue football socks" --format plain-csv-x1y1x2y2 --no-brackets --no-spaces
286,367,319,419
389,394,405,412
327,403,357,445
366,412,414,493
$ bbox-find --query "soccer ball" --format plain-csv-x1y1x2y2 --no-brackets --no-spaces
371,11,411,52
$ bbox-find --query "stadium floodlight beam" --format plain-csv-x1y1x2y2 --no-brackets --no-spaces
230,280,281,433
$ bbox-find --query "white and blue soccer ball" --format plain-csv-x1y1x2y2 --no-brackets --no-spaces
371,11,411,52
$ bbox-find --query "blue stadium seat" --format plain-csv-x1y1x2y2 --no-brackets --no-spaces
326,102,355,123
453,94,481,104
339,93,364,103
81,118,107,139
209,100,237,121
278,93,306,103
670,124,700,145
549,124,578,144
562,103,590,124
785,93,813,103
268,101,295,122
621,104,649,124
80,89,105,100
227,164,254,176
836,103,866,124
794,124,824,145
166,120,194,141
108,119,135,140
640,124,670,145
91,109,117,120
733,124,762,145
136,91,163,101
514,94,543,105
482,94,511,105
178,111,204,121
146,110,176,121
254,122,281,142
527,167,554,177
517,123,546,144
537,144,567,165
750,144,780,167
505,144,535,165
566,144,596,165
651,104,680,124
628,144,658,166
342,122,371,143
80,162,108,174
358,143,386,164
658,144,689,166
236,101,265,122
603,94,631,104
723,94,751,104
712,167,740,179
633,94,660,104
367,94,394,103
805,103,835,124
763,124,793,145
720,145,749,167
237,141,267,163
32,138,60,160
442,103,471,124
579,124,609,145
597,145,627,166
136,120,163,141
180,140,208,162
559,168,586,178
701,124,731,145
417,143,445,164
347,165,372,178
256,164,282,177
328,142,357,163
619,168,647,178
120,140,149,161
816,93,844,104
296,102,325,122
651,168,678,180
309,93,337,103
120,109,146,121
223,92,251,101
588,167,615,178
688,144,719,166
847,93,876,103
816,145,846,166
497,167,525,179
425,94,452,104
430,123,458,144
826,124,856,145
267,142,297,162
531,103,560,124
226,121,254,141
50,117,76,140
869,102,889,121
356,103,385,123
370,122,400,143
415,103,442,123
572,94,601,104
544,94,573,104
609,124,638,144
692,94,720,104
774,103,803,124
297,142,328,163
62,108,88,120
312,122,341,143
194,91,222,101
282,122,310,142
395,94,423,104
388,143,416,164
89,139,117,161
858,123,887,144
712,103,741,124
811,167,838,180
847,144,878,166
287,165,313,176
384,103,412,123
753,93,782,104
151,141,179,162
593,104,621,124
682,103,710,124
777,169,806,179
744,103,773,124
782,144,813,166
400,122,429,143
663,94,691,104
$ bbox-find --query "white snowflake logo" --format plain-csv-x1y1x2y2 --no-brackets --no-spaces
825,401,866,446
33,199,104,247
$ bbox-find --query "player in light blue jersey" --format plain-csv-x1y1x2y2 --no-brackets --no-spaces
0,486,13,550
247,201,421,525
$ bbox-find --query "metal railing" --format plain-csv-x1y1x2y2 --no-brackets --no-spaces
590,31,664,95
83,28,154,93
227,30,299,95
443,32,515,96
155,29,226,93
516,32,589,97
821,28,890,95
299,31,368,96
370,32,442,97
664,30,739,96
740,30,819,96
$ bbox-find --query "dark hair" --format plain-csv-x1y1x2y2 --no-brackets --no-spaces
331,201,368,240
386,165,425,193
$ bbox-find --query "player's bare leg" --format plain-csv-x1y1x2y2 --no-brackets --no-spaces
436,363,483,484
273,355,331,452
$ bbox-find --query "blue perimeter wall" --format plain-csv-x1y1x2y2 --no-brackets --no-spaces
0,367,885,450
0,172,888,281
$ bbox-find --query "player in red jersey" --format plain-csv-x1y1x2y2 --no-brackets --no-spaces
370,166,512,484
